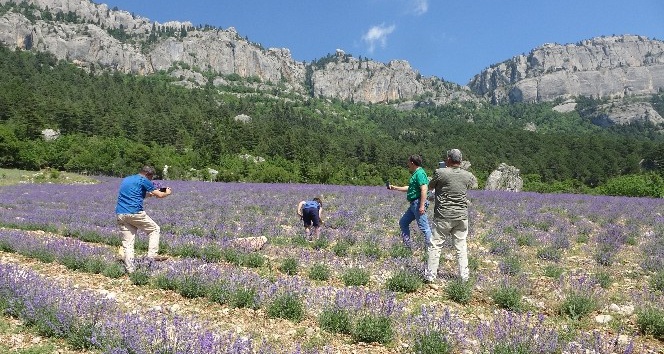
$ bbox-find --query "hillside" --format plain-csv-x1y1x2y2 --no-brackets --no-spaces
1,45,664,191
0,1,664,192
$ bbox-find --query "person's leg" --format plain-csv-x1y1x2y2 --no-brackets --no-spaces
117,214,138,273
425,218,450,282
130,212,161,259
311,209,321,239
451,219,469,281
415,200,433,244
302,209,314,239
398,202,417,249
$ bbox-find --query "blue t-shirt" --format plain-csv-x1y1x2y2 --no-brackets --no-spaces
115,174,156,214
302,200,320,210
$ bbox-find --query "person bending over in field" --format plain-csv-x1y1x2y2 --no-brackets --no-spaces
115,165,172,273
297,197,323,240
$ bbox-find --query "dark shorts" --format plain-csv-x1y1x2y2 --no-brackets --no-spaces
302,207,321,227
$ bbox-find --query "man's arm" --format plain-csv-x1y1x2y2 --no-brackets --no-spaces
388,184,407,192
419,184,427,214
428,170,439,190
150,187,172,198
297,201,305,216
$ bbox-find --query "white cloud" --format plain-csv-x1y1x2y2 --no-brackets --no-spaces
362,24,396,53
410,0,428,15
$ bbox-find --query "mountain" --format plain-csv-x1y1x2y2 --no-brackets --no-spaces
0,0,477,106
468,35,664,127
469,35,664,104
0,0,663,126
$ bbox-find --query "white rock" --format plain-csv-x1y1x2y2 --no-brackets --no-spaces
595,314,613,324
617,334,631,345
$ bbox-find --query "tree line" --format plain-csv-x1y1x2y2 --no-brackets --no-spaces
0,46,662,196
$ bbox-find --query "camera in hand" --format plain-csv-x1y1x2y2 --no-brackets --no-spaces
384,180,390,189
438,161,446,168
159,187,167,192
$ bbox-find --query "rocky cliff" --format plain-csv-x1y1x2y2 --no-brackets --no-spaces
469,35,664,104
0,0,477,105
2,0,663,114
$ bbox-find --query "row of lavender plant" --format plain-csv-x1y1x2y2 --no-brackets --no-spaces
2,181,660,261
0,227,405,317
1,227,656,352
0,262,313,353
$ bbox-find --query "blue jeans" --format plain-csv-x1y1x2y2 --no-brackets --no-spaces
399,199,432,249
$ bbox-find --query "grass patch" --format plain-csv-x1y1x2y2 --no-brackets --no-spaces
543,264,564,278
412,331,452,354
445,279,473,305
389,243,413,258
385,270,421,293
308,263,331,281
559,291,598,320
341,267,370,286
649,270,664,292
636,305,664,340
351,314,393,344
278,257,299,275
318,307,352,334
332,240,351,257
491,283,524,311
267,293,304,322
0,168,98,186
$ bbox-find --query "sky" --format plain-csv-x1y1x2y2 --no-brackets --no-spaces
100,0,664,86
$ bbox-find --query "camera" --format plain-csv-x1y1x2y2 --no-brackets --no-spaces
384,180,390,189
438,161,446,168
159,187,167,192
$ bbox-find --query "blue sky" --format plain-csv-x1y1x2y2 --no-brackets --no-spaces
100,0,664,85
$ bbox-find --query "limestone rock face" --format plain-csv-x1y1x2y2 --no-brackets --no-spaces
0,0,480,106
587,101,664,127
469,35,664,104
484,163,523,192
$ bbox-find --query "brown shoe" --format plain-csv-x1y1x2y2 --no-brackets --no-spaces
151,255,169,262
425,279,441,290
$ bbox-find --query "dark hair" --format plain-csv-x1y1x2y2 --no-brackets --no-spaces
140,166,156,176
313,197,323,207
408,155,423,167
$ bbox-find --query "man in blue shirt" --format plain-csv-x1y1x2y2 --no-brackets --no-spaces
115,166,172,273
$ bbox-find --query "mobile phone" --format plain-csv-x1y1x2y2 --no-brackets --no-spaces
438,161,446,168
159,187,167,192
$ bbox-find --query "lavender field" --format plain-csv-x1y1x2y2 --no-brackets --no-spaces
0,178,663,353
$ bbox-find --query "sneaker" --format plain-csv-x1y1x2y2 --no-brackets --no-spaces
150,255,169,262
424,279,441,290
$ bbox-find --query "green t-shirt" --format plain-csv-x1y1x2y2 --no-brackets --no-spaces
407,167,429,201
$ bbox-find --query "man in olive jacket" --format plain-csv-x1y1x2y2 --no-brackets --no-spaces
426,149,476,285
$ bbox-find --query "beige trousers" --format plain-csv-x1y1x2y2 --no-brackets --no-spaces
425,218,469,282
116,211,160,272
